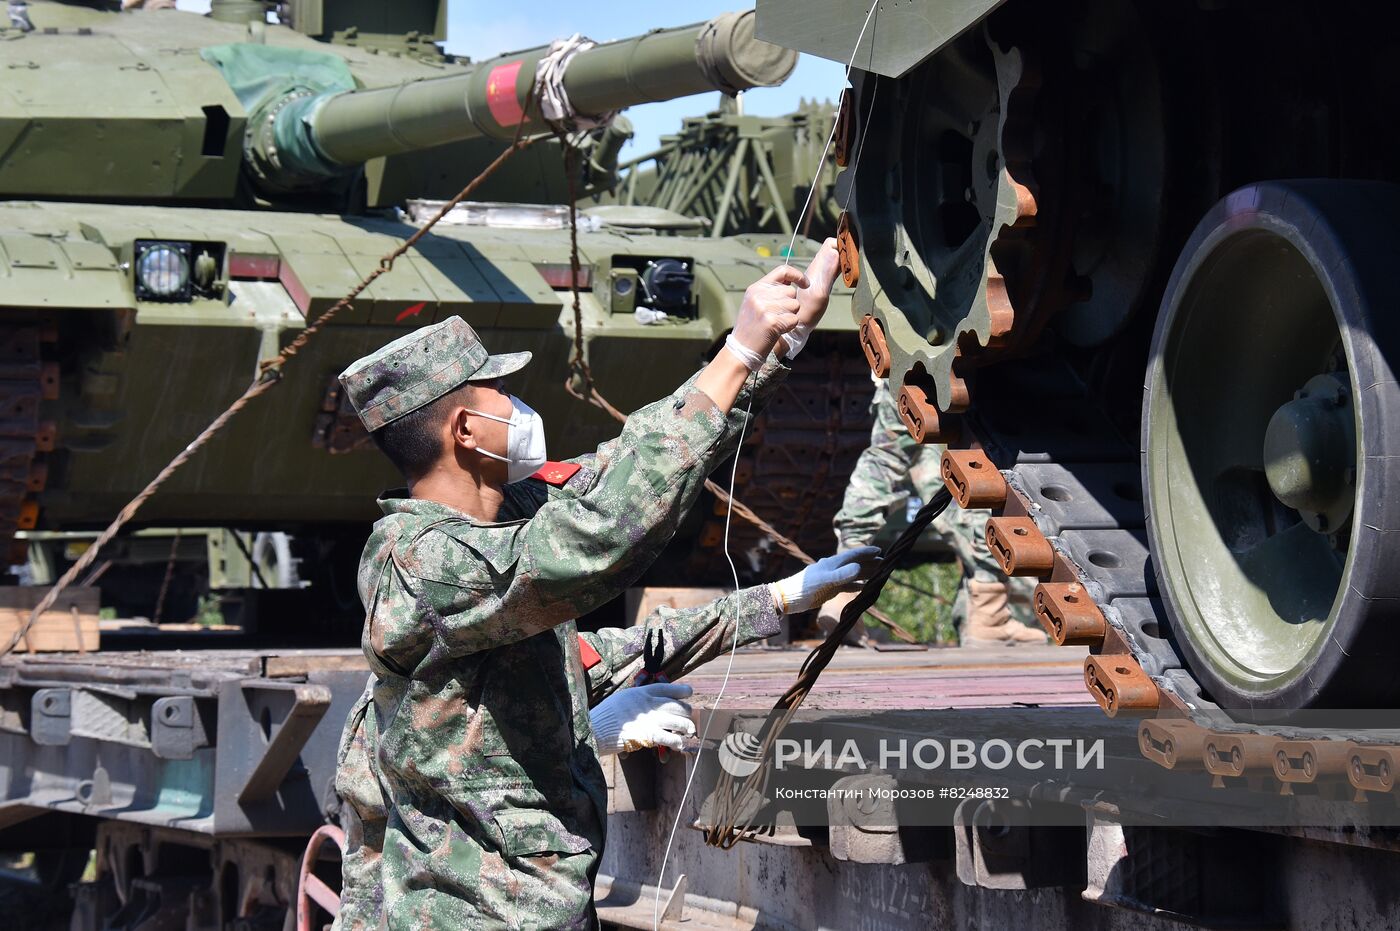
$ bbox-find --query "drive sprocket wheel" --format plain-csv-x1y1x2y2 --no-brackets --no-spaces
1144,181,1400,712
847,0,1168,424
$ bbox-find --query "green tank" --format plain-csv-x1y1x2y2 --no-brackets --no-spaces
0,3,872,926
0,0,878,606
755,0,1400,718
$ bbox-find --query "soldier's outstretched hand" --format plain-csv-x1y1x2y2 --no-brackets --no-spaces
729,264,809,366
769,546,883,615
797,238,841,328
779,238,841,360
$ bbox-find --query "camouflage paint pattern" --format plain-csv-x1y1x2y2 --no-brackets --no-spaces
332,360,788,930
833,378,1035,627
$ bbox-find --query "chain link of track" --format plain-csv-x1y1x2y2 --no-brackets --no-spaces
0,325,53,568
930,351,1400,798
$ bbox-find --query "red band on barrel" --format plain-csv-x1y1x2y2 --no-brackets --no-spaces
486,61,526,128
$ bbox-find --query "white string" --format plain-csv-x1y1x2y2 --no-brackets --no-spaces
782,2,880,266
650,4,884,927
651,381,753,931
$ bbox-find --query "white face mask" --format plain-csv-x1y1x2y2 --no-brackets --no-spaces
465,394,547,483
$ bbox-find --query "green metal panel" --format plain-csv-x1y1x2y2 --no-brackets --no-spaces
288,0,323,37
0,233,130,310
754,0,1007,78
0,29,245,199
407,255,501,329
287,0,445,43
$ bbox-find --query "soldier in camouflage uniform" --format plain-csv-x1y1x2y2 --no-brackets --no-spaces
330,246,869,929
824,378,1043,645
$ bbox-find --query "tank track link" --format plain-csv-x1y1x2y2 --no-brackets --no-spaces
0,324,55,567
935,353,1400,799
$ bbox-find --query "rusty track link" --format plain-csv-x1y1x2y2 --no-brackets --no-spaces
909,354,1400,802
0,325,52,566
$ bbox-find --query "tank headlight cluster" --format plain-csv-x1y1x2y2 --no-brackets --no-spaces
134,240,193,302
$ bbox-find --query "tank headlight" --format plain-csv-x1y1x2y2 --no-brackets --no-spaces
134,241,192,302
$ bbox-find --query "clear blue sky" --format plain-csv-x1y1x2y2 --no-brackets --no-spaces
175,1,845,155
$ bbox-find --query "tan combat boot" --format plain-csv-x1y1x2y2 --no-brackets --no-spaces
960,579,1047,646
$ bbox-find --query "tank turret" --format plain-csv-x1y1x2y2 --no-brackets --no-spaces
0,5,795,205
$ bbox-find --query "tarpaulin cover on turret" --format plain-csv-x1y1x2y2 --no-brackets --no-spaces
201,43,356,179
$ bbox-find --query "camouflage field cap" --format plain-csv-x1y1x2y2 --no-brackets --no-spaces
339,317,531,432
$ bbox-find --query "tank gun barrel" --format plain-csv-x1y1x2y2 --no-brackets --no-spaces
252,10,795,191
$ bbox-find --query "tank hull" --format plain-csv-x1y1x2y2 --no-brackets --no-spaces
763,0,1400,717
0,200,856,541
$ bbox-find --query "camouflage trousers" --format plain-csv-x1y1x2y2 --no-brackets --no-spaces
333,685,386,931
330,681,603,931
833,378,1035,630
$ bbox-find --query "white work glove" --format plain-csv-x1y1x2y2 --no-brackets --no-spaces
780,238,841,360
726,264,809,370
591,682,695,756
769,546,882,615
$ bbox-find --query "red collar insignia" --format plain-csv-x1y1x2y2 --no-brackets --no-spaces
578,636,602,670
529,461,582,487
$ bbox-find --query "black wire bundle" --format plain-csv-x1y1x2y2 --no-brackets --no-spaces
704,487,954,847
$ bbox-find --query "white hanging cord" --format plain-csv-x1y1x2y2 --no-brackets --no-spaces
650,3,885,927
842,74,880,214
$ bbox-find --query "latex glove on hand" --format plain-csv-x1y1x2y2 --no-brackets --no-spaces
591,682,696,756
725,264,810,371
780,238,841,361
769,546,882,615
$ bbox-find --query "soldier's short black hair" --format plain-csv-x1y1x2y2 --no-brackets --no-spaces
370,383,475,481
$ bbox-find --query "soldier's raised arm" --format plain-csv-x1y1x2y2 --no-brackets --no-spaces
342,245,840,675
386,355,786,666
